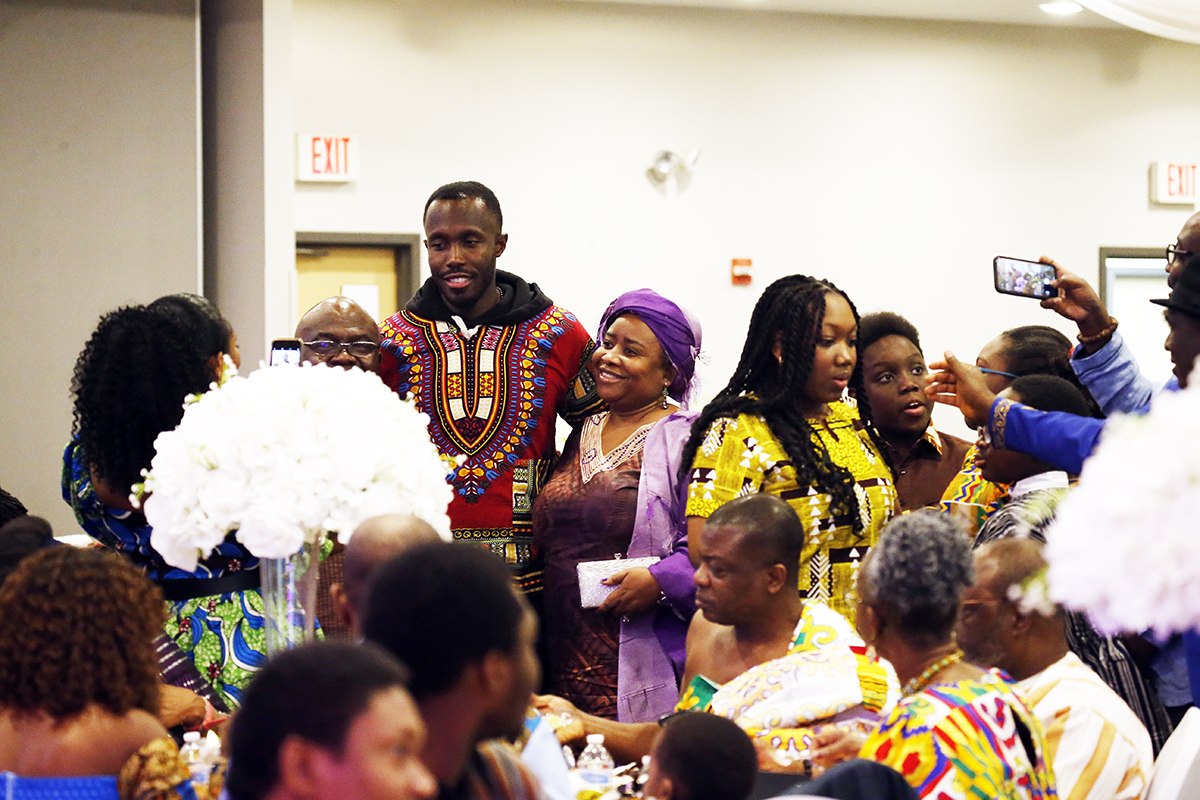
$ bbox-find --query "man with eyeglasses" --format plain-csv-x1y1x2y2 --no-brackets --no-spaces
1037,208,1200,412
958,539,1153,800
295,296,382,373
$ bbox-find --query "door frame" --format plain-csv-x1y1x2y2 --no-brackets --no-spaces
295,231,422,320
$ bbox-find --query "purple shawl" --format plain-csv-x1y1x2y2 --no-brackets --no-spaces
617,410,699,723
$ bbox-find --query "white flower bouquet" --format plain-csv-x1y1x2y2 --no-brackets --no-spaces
135,363,452,571
1045,384,1200,636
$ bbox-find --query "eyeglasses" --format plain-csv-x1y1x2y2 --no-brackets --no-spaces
1166,244,1193,265
977,366,1019,381
301,340,379,358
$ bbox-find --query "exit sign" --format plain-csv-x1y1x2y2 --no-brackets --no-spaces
1151,161,1197,205
296,133,359,183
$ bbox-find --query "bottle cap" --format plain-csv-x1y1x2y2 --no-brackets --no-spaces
586,734,604,745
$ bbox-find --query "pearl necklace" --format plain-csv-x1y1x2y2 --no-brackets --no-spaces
901,650,963,696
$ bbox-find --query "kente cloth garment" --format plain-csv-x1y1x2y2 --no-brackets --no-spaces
890,426,971,512
1,737,199,800
685,402,896,622
1018,653,1153,800
379,270,602,594
437,740,542,800
618,411,698,724
533,413,654,718
937,444,1009,536
676,602,897,766
973,480,1174,754
62,441,265,710
859,671,1057,800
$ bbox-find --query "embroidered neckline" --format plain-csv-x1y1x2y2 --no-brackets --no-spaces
579,412,656,483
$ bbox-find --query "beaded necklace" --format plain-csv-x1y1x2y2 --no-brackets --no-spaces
901,650,963,696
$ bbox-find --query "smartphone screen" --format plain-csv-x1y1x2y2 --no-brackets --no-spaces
993,256,1056,299
269,338,302,366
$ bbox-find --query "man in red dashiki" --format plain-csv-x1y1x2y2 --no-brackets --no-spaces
379,181,601,595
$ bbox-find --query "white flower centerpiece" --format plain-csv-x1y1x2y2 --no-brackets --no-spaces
1044,384,1200,636
135,362,452,652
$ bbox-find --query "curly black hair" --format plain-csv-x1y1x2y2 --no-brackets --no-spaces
0,547,163,719
149,293,232,361
71,296,231,494
679,275,892,532
857,311,923,356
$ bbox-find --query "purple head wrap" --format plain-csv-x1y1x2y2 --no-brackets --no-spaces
597,289,702,406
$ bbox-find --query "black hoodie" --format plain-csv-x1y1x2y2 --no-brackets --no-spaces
405,270,553,329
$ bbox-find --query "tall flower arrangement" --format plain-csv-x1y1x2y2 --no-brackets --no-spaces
1045,384,1200,636
135,363,452,570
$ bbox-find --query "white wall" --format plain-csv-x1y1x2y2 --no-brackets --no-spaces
0,1,200,533
291,0,1200,434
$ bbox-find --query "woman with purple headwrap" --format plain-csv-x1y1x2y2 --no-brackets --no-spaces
532,289,702,722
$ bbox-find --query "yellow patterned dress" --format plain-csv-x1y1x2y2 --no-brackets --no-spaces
675,602,897,769
859,671,1057,800
686,402,896,622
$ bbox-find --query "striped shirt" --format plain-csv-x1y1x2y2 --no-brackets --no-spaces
1019,653,1153,800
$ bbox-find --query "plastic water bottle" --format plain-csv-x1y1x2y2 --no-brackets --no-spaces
576,733,615,790
179,731,210,789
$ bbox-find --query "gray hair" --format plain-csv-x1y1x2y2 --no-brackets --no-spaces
862,511,974,647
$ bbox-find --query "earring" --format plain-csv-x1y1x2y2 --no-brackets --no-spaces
660,386,670,410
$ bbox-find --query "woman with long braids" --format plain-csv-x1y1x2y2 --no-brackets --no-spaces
682,275,896,624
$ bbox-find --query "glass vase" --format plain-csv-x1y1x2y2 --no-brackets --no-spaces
260,535,323,655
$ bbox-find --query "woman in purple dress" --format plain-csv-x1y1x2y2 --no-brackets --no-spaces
533,289,702,722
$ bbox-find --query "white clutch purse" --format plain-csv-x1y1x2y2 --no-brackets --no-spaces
576,556,660,608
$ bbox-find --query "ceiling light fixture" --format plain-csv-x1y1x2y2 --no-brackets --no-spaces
1039,1,1083,16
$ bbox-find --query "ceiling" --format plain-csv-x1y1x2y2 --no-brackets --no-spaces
565,0,1119,28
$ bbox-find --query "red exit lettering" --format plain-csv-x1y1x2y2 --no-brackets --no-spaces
1168,163,1197,198
309,136,352,176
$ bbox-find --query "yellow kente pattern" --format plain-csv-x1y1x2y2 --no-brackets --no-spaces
686,402,896,622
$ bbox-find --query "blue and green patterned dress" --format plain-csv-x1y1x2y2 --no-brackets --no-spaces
62,439,266,709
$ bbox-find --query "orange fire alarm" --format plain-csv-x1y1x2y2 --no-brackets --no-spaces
731,258,753,286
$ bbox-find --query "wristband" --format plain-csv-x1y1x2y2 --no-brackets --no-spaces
1076,317,1117,345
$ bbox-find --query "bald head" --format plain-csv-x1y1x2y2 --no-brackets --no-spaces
974,537,1052,610
958,537,1064,679
333,514,440,635
295,296,381,372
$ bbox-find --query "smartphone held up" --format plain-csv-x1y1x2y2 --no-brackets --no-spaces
993,256,1056,300
269,338,302,366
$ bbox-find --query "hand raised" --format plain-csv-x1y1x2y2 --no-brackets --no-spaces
926,351,998,430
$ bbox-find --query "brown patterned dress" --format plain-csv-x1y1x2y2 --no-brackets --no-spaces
532,413,656,718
